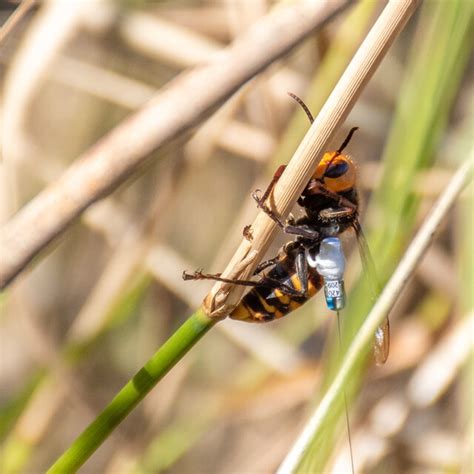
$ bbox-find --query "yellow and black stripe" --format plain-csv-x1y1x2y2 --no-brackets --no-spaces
230,261,323,323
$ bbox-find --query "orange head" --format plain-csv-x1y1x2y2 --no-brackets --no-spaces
313,152,356,193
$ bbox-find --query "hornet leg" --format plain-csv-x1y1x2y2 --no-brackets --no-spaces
253,257,279,275
182,270,300,297
255,164,286,205
295,246,309,298
319,206,355,222
252,192,321,241
182,270,260,287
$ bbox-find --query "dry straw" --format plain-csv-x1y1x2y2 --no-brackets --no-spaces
205,0,421,318
0,0,36,45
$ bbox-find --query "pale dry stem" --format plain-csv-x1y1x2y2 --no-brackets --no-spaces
0,0,36,46
204,0,421,318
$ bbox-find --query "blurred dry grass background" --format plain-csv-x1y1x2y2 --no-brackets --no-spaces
0,1,472,473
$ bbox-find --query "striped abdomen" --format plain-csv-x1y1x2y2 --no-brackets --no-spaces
230,263,323,323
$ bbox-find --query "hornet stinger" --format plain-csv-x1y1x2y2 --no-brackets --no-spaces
183,93,389,365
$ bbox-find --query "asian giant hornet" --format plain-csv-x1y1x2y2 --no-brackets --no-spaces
183,93,390,365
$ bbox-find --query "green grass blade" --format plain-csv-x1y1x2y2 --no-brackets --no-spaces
282,157,473,474
48,308,216,473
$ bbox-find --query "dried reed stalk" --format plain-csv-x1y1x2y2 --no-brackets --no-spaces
0,0,36,45
0,0,351,289
204,0,421,318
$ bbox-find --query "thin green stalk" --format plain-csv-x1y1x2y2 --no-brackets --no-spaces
48,308,216,473
279,157,473,474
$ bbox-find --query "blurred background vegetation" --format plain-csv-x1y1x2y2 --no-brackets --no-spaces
0,1,472,473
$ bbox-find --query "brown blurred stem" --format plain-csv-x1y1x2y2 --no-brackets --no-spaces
0,0,352,289
0,0,36,45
